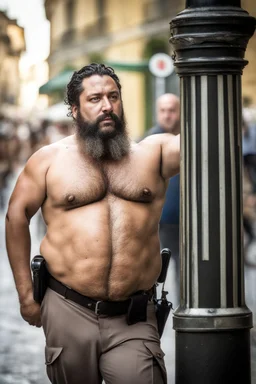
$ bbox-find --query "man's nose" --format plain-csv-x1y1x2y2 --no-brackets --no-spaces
102,97,113,113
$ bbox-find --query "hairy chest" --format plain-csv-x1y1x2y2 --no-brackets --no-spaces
45,153,164,209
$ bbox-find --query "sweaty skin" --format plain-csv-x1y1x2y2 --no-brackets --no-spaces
5,74,180,327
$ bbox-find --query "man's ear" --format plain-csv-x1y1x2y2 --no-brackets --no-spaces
72,105,78,120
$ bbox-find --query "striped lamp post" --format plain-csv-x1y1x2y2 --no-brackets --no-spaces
170,1,255,383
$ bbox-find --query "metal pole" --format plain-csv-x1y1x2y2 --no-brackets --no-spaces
155,77,166,100
169,1,255,383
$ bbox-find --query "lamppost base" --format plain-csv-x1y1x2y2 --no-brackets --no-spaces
174,307,253,383
175,329,251,384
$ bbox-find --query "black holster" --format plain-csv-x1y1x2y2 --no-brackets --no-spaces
126,292,149,325
31,255,49,304
155,294,173,338
155,248,173,338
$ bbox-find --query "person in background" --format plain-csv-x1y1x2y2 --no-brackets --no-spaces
140,93,181,309
0,116,20,209
242,116,256,256
5,63,180,384
242,116,256,194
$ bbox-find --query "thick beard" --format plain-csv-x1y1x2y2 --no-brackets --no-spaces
76,110,130,161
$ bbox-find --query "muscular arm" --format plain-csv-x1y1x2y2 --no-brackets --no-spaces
5,147,51,326
161,133,180,179
141,133,180,180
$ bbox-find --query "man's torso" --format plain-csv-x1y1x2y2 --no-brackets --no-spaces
39,136,168,300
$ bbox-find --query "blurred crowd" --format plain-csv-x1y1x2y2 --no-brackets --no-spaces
0,114,73,209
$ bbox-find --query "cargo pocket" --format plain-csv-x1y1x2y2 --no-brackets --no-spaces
45,346,64,384
144,342,167,384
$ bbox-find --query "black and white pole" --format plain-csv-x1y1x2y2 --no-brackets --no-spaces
169,1,255,383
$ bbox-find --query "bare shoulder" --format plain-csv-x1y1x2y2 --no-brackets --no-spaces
26,135,75,167
134,134,161,150
136,133,179,151
141,132,177,143
135,133,180,179
24,136,74,174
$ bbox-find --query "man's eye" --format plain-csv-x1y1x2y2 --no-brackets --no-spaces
91,97,100,102
110,95,118,101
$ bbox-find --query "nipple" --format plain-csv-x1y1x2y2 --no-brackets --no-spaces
142,188,151,196
67,195,75,203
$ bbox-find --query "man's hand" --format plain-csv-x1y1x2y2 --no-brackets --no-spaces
20,292,42,328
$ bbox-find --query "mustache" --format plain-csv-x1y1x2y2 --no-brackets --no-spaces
76,109,126,141
96,112,119,124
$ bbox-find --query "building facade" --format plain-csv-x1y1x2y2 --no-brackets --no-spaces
0,11,25,113
41,0,256,138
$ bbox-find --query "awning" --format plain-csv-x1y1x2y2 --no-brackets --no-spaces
104,61,149,72
39,69,75,95
39,62,149,95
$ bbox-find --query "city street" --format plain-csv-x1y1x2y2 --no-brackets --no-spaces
0,171,256,383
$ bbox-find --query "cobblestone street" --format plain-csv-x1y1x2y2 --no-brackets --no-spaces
0,171,256,383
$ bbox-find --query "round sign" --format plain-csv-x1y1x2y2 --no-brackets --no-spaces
148,53,174,78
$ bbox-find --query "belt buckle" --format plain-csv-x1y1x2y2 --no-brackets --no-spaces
95,301,102,315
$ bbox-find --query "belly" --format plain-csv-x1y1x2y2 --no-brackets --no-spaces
40,199,162,300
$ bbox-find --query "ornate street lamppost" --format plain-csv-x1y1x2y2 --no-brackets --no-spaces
170,1,255,382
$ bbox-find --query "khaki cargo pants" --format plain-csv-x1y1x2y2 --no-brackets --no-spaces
41,288,167,384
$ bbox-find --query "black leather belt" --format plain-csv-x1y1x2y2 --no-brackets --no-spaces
48,275,152,316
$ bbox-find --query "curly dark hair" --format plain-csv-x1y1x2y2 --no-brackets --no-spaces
64,63,122,119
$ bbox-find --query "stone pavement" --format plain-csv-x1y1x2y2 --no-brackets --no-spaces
0,171,256,383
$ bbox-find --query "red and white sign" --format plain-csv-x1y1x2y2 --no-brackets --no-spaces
148,53,174,78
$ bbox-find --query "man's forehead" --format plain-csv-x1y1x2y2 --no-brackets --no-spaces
82,75,118,93
159,101,177,109
159,99,179,110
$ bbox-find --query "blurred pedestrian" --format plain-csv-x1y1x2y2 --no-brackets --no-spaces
0,121,10,209
242,117,256,194
139,93,181,309
242,117,256,250
29,119,51,154
0,116,19,209
6,63,180,384
46,121,73,144
16,120,32,165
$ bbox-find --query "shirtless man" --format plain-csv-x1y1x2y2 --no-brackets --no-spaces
5,63,180,384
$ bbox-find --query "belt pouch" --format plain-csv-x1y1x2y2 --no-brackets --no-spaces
126,293,148,325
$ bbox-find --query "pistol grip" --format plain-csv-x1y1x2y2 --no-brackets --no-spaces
157,248,172,283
